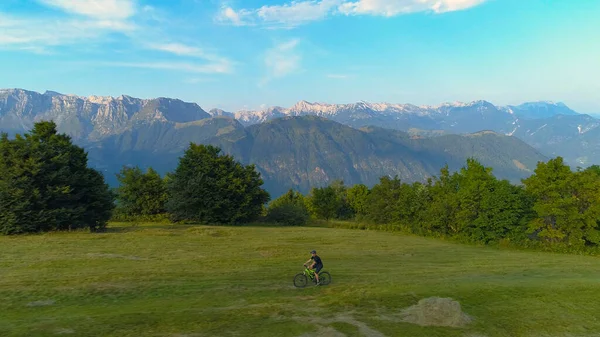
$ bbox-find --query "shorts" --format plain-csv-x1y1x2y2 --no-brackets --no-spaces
314,265,323,274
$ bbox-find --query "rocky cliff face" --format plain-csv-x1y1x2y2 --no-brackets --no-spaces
0,89,211,141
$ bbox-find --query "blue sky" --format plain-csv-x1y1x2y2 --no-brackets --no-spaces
1,0,599,113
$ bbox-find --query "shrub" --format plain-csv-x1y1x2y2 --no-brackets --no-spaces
265,203,309,226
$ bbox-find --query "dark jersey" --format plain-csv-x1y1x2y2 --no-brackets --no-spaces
311,255,323,267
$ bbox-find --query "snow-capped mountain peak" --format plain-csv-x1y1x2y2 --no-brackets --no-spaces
212,99,586,139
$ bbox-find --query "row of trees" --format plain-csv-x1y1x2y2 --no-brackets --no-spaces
114,143,270,224
111,144,600,249
0,122,271,234
271,158,600,249
5,121,600,252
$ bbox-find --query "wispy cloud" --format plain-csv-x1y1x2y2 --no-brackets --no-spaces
327,74,351,79
219,0,487,28
184,77,216,84
339,0,487,16
0,12,135,52
261,39,302,85
217,0,341,28
0,0,137,52
147,43,221,61
100,61,232,74
0,2,233,75
146,42,234,73
37,0,136,20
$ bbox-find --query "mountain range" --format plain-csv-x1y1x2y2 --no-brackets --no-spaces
211,99,580,129
1,88,594,196
210,99,597,167
204,116,546,196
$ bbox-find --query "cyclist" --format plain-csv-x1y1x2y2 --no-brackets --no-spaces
304,250,323,285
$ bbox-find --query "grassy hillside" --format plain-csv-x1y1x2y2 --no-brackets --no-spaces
1,223,599,337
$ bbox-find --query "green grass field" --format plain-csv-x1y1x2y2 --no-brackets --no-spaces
1,223,600,337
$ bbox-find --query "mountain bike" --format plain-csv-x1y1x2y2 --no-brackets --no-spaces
293,265,331,288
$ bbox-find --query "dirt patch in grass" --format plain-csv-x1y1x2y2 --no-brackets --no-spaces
26,300,55,307
333,316,385,337
297,313,385,337
185,227,232,237
298,326,347,337
329,321,360,336
399,297,472,328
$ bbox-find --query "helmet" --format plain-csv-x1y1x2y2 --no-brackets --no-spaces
310,250,316,254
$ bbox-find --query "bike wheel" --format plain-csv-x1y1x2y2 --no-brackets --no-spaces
293,273,308,288
319,271,331,285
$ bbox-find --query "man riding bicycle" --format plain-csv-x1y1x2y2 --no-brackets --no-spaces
304,250,323,285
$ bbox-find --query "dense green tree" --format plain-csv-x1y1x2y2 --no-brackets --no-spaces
346,184,370,216
454,159,497,236
364,176,403,224
266,189,310,226
449,159,532,242
420,166,460,235
473,180,533,242
399,182,431,233
269,189,307,210
329,180,354,219
395,182,424,226
165,144,270,224
266,203,310,226
0,121,114,234
523,157,600,246
308,185,342,221
522,157,574,243
115,166,168,217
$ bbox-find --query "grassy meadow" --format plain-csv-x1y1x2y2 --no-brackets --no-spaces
1,222,600,337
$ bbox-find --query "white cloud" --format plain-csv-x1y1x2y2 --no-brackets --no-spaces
257,0,340,26
219,0,487,27
218,0,341,28
261,39,302,85
38,0,136,20
219,7,247,26
339,0,486,16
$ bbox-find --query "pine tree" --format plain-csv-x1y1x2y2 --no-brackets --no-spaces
0,121,114,234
